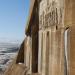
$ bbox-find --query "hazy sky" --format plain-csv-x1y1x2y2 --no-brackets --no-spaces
0,0,30,41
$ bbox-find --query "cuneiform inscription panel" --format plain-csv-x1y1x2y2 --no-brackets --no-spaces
39,0,63,29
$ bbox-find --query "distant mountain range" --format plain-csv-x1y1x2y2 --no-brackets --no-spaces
0,42,20,48
0,38,22,44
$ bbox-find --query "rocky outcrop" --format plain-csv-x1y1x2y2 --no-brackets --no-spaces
4,0,75,75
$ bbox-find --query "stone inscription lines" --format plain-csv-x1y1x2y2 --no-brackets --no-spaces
39,0,63,30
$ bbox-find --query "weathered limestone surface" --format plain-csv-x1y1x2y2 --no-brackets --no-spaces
64,0,75,75
38,0,65,75
38,28,65,75
4,0,75,75
24,36,32,74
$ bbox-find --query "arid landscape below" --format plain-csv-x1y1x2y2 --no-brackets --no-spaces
0,41,20,75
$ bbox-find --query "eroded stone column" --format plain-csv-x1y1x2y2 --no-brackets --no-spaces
25,36,32,74
42,31,46,75
51,27,58,75
38,30,43,74
48,27,65,75
57,28,65,75
49,28,52,75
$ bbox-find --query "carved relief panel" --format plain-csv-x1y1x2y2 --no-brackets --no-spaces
39,0,64,30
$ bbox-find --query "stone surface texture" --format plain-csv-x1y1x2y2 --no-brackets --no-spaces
4,0,75,75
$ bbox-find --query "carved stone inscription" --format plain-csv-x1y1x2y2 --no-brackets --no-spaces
39,1,59,29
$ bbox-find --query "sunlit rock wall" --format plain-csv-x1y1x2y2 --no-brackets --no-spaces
38,0,65,75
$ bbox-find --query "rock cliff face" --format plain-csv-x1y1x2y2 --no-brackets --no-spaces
4,41,25,75
5,63,26,75
4,0,75,75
